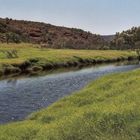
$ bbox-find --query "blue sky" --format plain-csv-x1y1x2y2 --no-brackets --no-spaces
0,0,140,35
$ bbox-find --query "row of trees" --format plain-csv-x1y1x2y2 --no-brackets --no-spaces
110,27,140,50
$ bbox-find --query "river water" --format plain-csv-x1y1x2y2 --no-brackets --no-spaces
0,61,140,124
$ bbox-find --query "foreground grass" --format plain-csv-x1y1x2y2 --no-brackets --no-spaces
0,43,138,75
0,69,140,140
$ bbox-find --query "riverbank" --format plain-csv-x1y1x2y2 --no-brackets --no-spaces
0,43,138,77
0,69,140,140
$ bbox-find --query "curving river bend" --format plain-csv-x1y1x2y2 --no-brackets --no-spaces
0,61,140,124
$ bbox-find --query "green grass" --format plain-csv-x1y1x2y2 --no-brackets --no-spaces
0,43,137,64
0,43,138,75
0,69,140,140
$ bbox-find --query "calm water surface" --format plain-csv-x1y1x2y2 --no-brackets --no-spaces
0,61,140,124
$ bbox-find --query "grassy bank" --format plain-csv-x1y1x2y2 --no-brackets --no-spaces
0,43,138,76
0,69,140,140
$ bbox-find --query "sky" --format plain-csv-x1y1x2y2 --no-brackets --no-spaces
0,0,140,35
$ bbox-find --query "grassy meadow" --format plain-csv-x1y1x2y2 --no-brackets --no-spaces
0,43,138,76
0,69,140,140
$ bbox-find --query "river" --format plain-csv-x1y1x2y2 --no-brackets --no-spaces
0,61,140,124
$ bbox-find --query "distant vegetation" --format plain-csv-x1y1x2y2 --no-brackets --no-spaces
111,27,140,50
0,69,140,140
1,18,140,50
0,18,105,49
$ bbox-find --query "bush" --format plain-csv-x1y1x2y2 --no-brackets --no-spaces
0,50,18,58
6,33,21,43
0,22,7,33
136,49,140,59
3,65,21,75
31,66,43,72
18,61,31,71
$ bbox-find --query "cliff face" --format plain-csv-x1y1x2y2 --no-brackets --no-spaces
0,18,105,49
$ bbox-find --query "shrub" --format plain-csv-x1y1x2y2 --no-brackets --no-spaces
3,65,21,75
0,22,7,33
0,50,18,58
18,61,31,71
136,49,140,59
6,33,21,44
31,66,43,72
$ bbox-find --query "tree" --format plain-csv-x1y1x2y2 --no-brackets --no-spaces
5,33,21,44
11,33,21,43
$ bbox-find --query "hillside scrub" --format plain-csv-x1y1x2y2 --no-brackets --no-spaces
0,43,138,76
0,69,140,139
0,18,105,49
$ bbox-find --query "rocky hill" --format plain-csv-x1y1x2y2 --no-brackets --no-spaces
0,18,105,49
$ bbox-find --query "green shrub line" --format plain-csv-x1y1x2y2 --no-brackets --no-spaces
0,69,140,140
0,53,139,77
0,43,139,77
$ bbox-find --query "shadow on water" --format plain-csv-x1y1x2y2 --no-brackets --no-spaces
0,60,140,124
1,60,139,81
